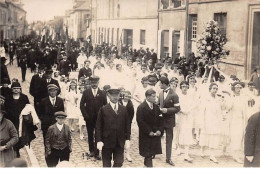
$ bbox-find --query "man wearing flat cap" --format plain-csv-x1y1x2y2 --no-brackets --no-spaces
80,76,107,160
250,66,260,95
39,84,64,153
96,88,131,167
78,60,92,80
42,68,61,99
45,111,72,167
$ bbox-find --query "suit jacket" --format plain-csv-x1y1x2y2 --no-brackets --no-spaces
244,112,260,167
39,96,64,128
119,99,135,124
41,77,61,99
80,88,107,125
45,124,72,155
29,74,45,100
158,88,180,128
136,101,163,157
96,103,131,149
78,67,92,80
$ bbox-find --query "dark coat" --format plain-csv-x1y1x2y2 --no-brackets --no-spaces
29,74,45,101
119,99,135,124
41,77,61,99
136,101,163,157
96,103,131,149
244,112,260,167
0,87,12,99
45,124,72,156
5,94,30,130
38,96,64,128
80,88,107,126
158,88,180,128
0,118,18,167
0,62,11,85
78,67,92,80
58,60,71,76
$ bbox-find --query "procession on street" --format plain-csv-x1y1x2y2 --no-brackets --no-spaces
1,0,260,169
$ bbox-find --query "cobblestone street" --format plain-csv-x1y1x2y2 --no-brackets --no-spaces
6,59,243,168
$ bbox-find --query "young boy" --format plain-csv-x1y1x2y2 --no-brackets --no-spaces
45,111,72,167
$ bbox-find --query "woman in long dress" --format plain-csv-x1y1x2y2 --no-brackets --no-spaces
176,81,193,163
199,83,223,163
77,84,86,140
65,80,79,131
227,82,247,164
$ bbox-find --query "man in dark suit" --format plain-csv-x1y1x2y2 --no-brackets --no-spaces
158,77,180,166
42,69,61,98
244,111,260,167
80,76,107,160
39,84,64,146
78,60,92,80
29,66,45,115
96,88,131,167
137,89,163,167
58,55,71,77
151,49,157,65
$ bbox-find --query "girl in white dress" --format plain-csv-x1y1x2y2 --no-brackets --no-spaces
65,80,79,131
227,82,247,164
77,84,86,140
176,81,193,163
199,83,223,163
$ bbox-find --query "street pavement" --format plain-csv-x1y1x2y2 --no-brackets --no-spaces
6,58,243,168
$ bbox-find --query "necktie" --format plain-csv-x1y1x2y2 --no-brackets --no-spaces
164,89,169,93
52,99,55,106
150,104,153,110
114,104,117,114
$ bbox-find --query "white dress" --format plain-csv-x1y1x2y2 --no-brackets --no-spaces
228,94,247,152
176,92,194,146
199,94,223,149
77,93,86,126
65,90,79,119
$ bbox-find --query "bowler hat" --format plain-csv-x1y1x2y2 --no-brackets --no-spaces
89,76,100,82
54,111,67,118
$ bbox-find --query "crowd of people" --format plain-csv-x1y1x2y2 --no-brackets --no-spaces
0,35,260,168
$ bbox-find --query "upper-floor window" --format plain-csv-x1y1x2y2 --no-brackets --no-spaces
140,30,145,45
214,13,227,37
191,15,197,39
161,0,185,9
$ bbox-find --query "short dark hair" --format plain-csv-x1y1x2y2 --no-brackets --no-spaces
159,77,169,86
209,83,218,90
145,89,156,97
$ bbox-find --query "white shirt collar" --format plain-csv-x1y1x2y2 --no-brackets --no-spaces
49,96,56,101
110,101,118,110
122,101,128,106
146,100,153,109
56,123,64,131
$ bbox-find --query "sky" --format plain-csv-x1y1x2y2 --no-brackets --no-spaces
23,0,73,23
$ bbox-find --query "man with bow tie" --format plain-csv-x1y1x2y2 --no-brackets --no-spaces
96,88,131,167
158,77,180,166
80,76,107,160
39,84,65,166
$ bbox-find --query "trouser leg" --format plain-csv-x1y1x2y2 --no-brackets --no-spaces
60,147,70,162
86,125,94,153
165,128,173,160
102,147,113,167
112,145,124,168
47,148,60,167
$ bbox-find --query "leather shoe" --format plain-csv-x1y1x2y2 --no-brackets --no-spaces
89,151,95,157
95,155,102,160
166,159,175,166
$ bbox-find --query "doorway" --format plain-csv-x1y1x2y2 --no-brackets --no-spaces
123,29,133,47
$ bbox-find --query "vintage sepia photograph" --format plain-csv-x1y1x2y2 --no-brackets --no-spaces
0,0,260,169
